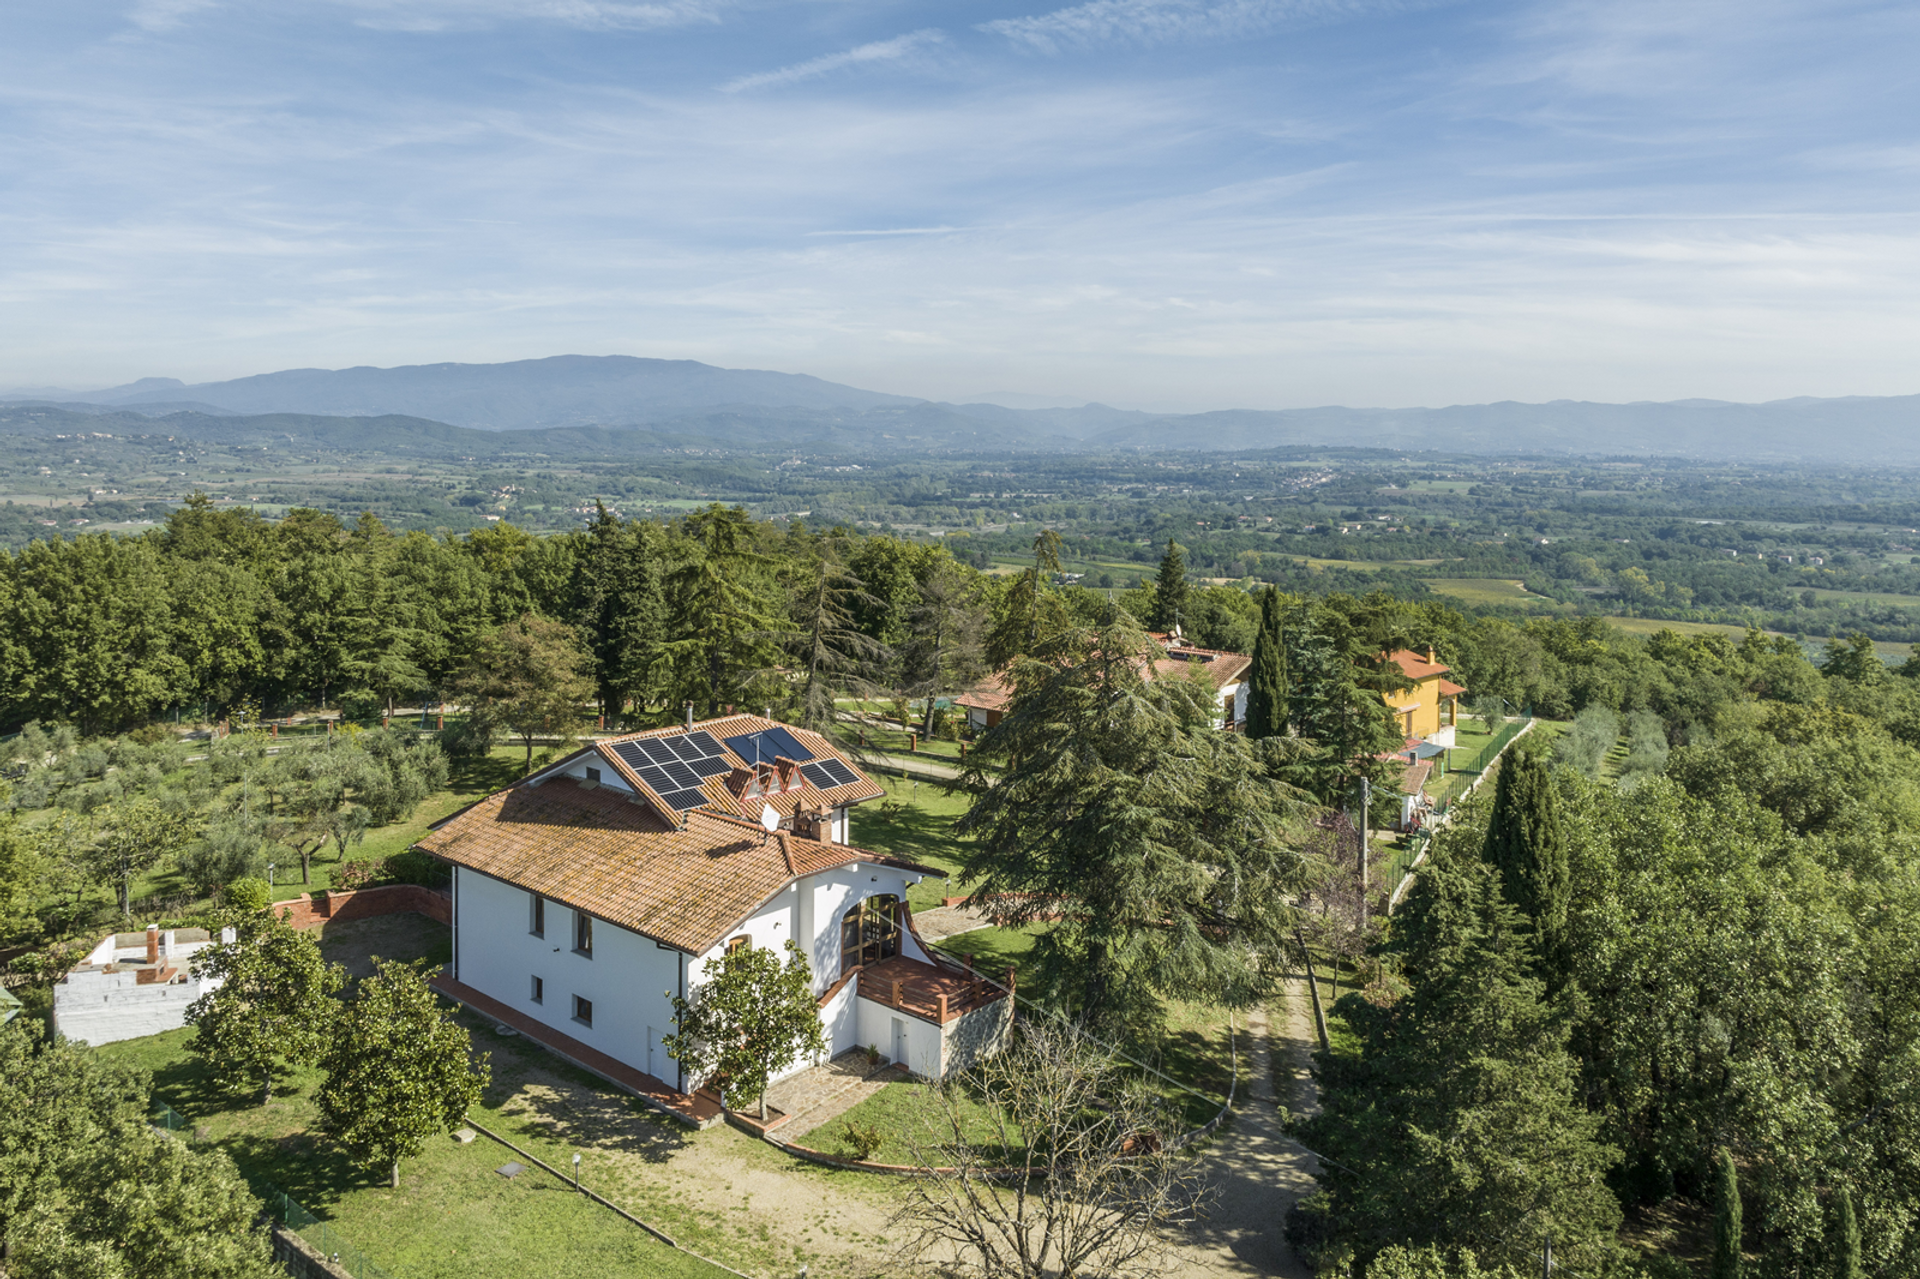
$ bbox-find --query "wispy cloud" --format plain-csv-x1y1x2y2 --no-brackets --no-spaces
125,0,222,32
980,0,1399,53
335,0,725,32
805,226,969,237
721,29,946,93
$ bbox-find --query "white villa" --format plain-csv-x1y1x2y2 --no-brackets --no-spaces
418,714,1011,1126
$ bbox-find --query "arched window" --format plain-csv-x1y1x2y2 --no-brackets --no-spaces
840,895,900,974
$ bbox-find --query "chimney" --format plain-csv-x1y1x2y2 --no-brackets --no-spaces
145,924,159,965
1427,646,1437,664
684,702,694,729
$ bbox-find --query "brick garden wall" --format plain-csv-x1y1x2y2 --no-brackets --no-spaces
277,884,451,931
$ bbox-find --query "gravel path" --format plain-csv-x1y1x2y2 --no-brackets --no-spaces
1166,981,1320,1278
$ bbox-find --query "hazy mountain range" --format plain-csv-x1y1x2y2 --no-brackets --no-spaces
7,354,1920,462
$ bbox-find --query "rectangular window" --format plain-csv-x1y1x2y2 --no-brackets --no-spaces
530,975,543,1004
574,912,593,956
530,894,545,937
727,935,750,954
586,766,601,783
573,994,593,1026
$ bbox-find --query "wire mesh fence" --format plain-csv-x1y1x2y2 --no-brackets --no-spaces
252,1180,395,1279
151,1101,189,1133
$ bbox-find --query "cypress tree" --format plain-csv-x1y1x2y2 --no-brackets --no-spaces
1482,746,1570,984
1245,586,1288,738
1150,539,1189,633
1833,1185,1862,1279
1711,1147,1743,1279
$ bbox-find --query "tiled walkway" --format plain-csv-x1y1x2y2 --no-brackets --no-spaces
760,1049,906,1139
429,974,723,1127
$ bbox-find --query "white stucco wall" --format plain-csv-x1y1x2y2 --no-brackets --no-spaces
855,993,945,1079
451,857,927,1091
452,866,686,1089
54,968,220,1046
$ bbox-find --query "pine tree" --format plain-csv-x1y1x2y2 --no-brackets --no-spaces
1245,585,1288,739
1290,847,1622,1272
1149,538,1189,633
1712,1147,1743,1279
1832,1185,1861,1279
957,605,1310,1039
1481,746,1570,986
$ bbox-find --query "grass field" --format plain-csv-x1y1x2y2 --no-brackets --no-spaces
849,774,970,913
1425,578,1547,607
1806,586,1920,606
98,919,737,1279
1600,615,1912,662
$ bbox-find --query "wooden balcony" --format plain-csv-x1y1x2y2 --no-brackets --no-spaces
857,955,1011,1026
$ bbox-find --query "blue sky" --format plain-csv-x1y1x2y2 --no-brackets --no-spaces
3,0,1918,410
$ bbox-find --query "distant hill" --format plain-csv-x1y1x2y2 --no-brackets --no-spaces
53,355,924,432
8,354,1920,461
1085,396,1920,461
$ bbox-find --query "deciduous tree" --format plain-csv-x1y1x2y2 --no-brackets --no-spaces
316,958,489,1189
449,613,594,769
892,1021,1203,1279
663,939,824,1121
89,797,193,920
186,909,344,1104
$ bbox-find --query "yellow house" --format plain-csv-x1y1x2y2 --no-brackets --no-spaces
1383,648,1466,744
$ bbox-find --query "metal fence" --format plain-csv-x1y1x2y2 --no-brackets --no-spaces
1385,710,1536,910
252,1181,395,1279
152,1101,190,1133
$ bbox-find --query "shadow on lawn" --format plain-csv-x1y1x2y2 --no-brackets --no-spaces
222,1129,381,1214
464,1016,691,1165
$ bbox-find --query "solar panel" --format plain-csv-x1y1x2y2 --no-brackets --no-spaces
681,731,724,757
816,759,859,787
633,764,674,794
659,787,708,811
656,736,694,762
659,760,702,791
610,741,660,775
690,756,732,779
724,728,815,764
799,762,835,789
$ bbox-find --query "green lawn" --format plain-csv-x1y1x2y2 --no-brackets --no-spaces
825,1077,1026,1167
101,1024,729,1279
849,774,972,913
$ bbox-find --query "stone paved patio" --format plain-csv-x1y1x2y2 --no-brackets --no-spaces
761,1048,907,1139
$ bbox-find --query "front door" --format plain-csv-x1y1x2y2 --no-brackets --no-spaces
891,1017,907,1071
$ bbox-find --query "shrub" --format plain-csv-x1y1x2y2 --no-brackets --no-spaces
331,859,383,891
126,723,171,746
841,1121,887,1162
223,877,271,912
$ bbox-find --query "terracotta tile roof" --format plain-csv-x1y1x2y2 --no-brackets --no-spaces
955,641,1251,712
416,777,938,954
1436,678,1467,698
579,714,885,828
1386,648,1451,681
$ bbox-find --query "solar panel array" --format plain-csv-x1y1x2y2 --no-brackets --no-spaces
609,731,734,811
800,759,860,790
722,727,815,765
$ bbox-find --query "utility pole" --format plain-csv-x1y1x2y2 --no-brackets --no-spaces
1358,775,1370,895
1542,1237,1552,1279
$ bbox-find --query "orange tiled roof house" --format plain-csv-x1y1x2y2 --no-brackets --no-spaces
1382,648,1468,747
415,714,1010,1127
955,628,1254,733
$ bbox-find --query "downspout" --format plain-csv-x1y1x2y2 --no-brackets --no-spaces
676,952,686,1094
